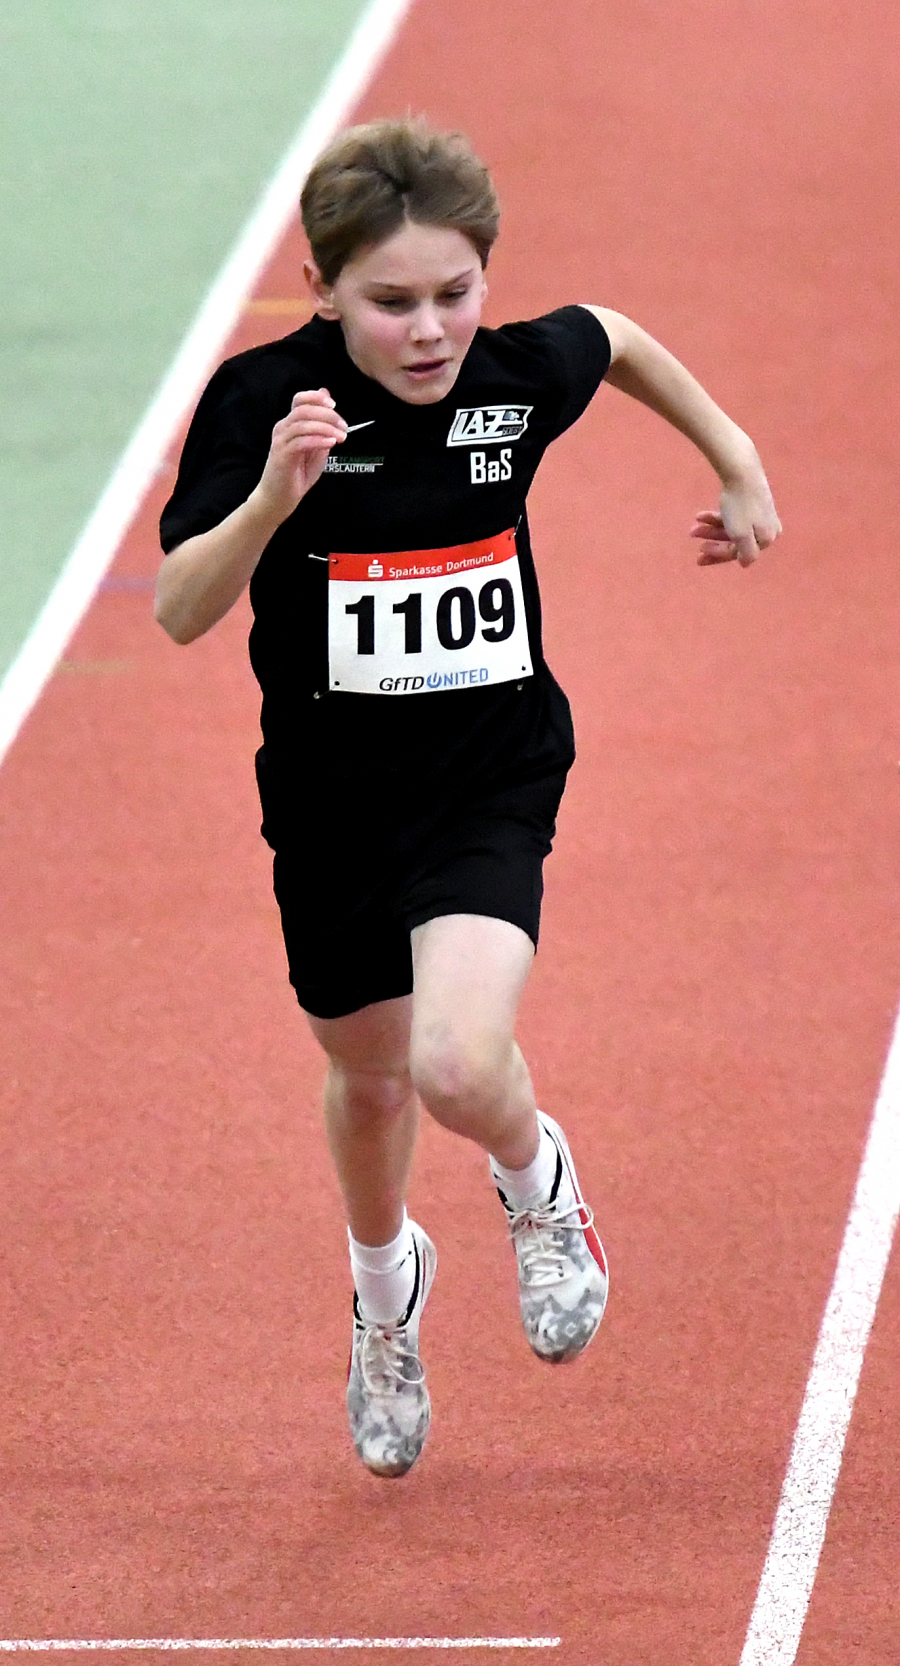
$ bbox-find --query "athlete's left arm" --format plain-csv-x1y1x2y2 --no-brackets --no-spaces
581,305,781,567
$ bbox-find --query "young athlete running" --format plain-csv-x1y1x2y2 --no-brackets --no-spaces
156,118,781,1479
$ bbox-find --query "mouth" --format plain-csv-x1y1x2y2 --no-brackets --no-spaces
403,358,450,379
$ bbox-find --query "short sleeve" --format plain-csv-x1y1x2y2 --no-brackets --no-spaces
496,305,611,442
538,306,611,438
159,360,270,553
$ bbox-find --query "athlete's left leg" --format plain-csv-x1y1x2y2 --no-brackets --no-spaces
407,912,540,1168
409,912,609,1365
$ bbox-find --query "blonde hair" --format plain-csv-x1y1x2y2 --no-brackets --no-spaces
301,117,500,284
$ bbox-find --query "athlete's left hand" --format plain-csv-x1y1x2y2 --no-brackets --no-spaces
690,462,782,567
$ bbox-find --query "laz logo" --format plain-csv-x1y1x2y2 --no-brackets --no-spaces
447,405,532,446
471,448,512,484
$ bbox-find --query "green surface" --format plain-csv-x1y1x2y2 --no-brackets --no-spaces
0,0,372,678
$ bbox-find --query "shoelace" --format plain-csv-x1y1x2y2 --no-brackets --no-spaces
507,1196,596,1288
357,1321,425,1394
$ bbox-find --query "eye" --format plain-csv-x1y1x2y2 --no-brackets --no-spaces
440,288,470,304
373,296,412,311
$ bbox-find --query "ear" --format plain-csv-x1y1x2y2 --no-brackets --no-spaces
304,259,341,320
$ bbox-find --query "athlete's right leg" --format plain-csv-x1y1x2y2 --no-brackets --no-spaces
306,994,417,1248
306,995,435,1480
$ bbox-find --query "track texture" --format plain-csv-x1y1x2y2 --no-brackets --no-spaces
1,1,898,1659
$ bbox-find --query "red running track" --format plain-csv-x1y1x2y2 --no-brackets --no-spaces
2,0,899,1660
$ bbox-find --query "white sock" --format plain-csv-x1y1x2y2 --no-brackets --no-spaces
348,1211,417,1326
491,1119,561,1212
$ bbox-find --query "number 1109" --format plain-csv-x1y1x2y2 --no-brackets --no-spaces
345,578,515,655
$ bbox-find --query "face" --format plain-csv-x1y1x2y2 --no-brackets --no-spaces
305,221,487,404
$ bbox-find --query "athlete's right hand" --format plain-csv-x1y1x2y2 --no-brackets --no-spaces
251,388,347,522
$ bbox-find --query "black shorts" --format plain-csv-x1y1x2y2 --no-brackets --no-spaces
258,759,569,1021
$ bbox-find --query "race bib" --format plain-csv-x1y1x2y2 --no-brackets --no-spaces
327,527,533,695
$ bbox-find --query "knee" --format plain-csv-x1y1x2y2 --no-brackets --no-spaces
329,1060,413,1128
409,1034,503,1126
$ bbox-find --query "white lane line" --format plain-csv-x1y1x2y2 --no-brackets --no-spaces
0,0,415,772
739,1006,900,1665
0,1643,560,1654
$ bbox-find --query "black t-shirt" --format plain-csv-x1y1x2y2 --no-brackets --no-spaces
160,305,610,816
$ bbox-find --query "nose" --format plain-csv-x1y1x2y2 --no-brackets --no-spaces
410,303,444,344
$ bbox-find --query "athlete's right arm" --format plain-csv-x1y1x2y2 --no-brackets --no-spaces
155,388,347,644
